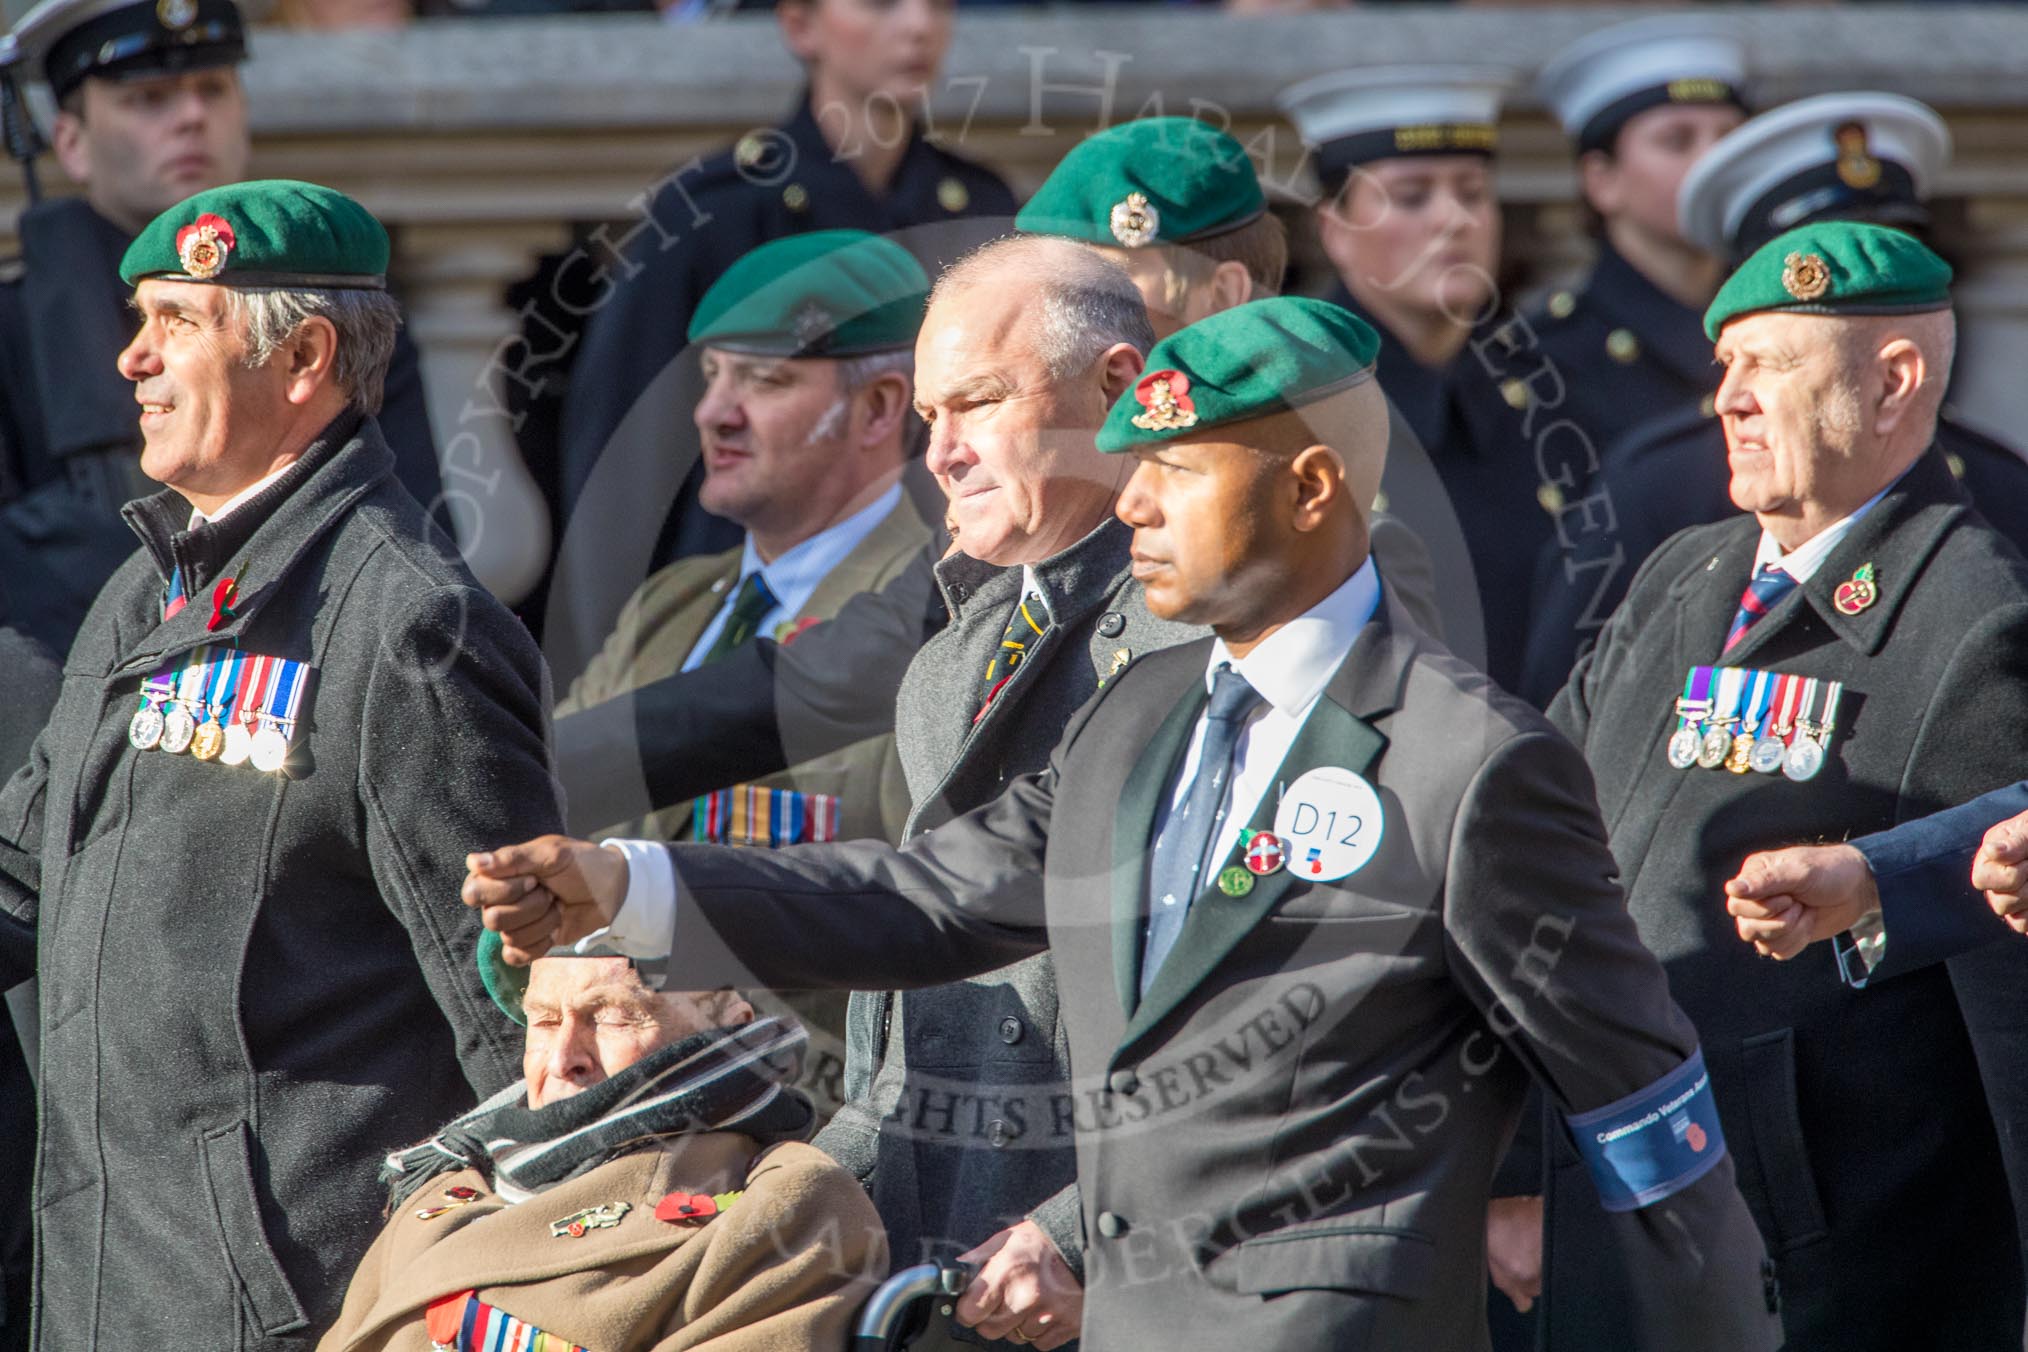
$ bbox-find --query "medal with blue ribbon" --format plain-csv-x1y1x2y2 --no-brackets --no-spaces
249,656,312,774
1667,666,1713,769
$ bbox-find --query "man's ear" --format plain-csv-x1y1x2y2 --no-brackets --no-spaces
1098,342,1146,406
1208,259,1254,312
51,109,91,186
851,370,912,451
1288,443,1346,533
283,315,341,406
1872,337,1927,438
1576,148,1622,218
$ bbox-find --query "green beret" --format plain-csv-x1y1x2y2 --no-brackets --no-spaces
477,929,530,1027
1096,296,1379,454
1016,117,1267,251
689,230,928,357
120,179,390,290
1703,220,1952,340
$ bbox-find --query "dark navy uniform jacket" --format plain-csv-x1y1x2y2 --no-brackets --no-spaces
0,197,444,656
538,94,1014,674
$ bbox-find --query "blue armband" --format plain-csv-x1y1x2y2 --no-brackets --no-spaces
1564,1047,1726,1212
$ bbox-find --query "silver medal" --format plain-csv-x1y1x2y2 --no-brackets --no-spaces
128,706,165,751
250,724,289,774
159,706,197,755
1667,728,1700,769
1749,737,1787,775
221,721,254,766
1784,737,1825,782
1697,727,1732,769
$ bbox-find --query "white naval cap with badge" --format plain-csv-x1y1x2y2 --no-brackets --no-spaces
7,0,244,102
1534,14,1748,155
1678,91,1950,262
1278,65,1513,195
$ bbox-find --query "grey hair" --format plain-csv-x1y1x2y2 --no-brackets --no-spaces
224,287,403,414
810,347,920,451
930,236,1155,378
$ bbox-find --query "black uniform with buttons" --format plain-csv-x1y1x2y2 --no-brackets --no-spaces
534,94,1014,666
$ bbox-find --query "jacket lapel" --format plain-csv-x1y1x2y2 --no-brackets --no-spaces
1112,604,1406,1058
1669,521,1763,666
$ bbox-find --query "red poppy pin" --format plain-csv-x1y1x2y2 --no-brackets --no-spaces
175,214,236,280
655,1192,719,1225
207,576,238,632
1686,1122,1708,1153
1833,563,1878,616
1129,370,1199,432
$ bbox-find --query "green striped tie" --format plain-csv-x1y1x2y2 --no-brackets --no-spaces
700,572,780,666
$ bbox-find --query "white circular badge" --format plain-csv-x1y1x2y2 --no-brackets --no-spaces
1272,766,1385,883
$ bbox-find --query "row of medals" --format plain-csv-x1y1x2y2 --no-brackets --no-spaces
1666,715,1826,781
129,699,291,773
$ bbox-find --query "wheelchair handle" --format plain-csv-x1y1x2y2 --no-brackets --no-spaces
851,1260,976,1350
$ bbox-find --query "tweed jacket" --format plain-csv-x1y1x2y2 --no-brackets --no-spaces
1540,447,2028,1350
650,591,1779,1351
557,493,930,845
0,417,559,1350
319,1138,885,1352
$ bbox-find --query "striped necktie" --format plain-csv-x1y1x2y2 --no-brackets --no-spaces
1723,564,1797,654
977,592,1049,719
699,572,779,666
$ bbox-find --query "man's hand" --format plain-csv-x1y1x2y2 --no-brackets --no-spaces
1724,843,1878,960
954,1220,1083,1349
1486,1195,1543,1314
1974,810,2028,934
462,835,628,964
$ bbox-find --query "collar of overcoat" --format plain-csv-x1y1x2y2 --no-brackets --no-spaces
1105,589,1418,1062
1669,444,1969,670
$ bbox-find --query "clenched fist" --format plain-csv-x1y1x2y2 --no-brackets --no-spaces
462,834,630,963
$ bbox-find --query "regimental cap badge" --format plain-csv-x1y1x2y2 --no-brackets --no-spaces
1834,120,1882,191
1109,191,1160,249
790,301,833,351
1833,561,1878,615
156,0,198,29
550,1201,631,1239
175,213,235,280
1129,369,1198,431
1781,251,1830,302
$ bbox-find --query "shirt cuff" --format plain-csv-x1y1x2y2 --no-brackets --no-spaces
567,839,675,961
1833,908,1889,989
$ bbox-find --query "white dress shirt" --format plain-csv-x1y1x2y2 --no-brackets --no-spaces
680,482,902,671
589,558,1385,961
1749,480,1892,583
1149,558,1382,910
188,461,297,530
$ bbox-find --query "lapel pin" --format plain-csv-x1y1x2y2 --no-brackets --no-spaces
1243,831,1286,877
1834,563,1878,616
1216,865,1254,898
656,1190,743,1225
550,1201,631,1239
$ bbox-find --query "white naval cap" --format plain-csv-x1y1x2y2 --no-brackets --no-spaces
1279,66,1513,193
1535,15,1748,155
1678,91,1950,261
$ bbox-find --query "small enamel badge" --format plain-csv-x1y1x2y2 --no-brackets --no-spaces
1130,370,1198,432
1834,562,1878,615
1216,865,1254,898
550,1201,631,1239
1834,120,1882,190
1109,191,1159,248
1782,251,1830,303
1243,831,1286,877
656,1190,743,1225
176,214,236,280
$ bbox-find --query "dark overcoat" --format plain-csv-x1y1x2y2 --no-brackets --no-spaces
0,415,557,1350
1540,448,2028,1350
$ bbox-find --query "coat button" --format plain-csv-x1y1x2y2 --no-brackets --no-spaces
998,1016,1023,1044
1096,1211,1128,1239
988,1118,1010,1148
1097,611,1126,638
1109,1068,1139,1095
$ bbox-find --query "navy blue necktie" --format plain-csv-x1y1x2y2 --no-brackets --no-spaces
1142,664,1262,996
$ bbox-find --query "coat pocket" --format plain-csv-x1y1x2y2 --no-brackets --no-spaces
1738,1029,1830,1251
1232,1225,1436,1300
197,1121,310,1336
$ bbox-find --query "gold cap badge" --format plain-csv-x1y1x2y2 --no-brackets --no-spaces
1834,121,1882,191
1109,192,1159,249
1130,369,1198,431
156,0,196,30
174,214,235,280
1782,251,1831,302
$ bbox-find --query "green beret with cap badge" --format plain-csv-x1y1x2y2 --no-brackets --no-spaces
1016,116,1268,250
1096,296,1380,454
120,179,390,289
688,229,928,358
1703,219,1952,340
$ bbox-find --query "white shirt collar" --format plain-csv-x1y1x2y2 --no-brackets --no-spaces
1203,557,1381,717
187,461,298,530
1751,478,1895,584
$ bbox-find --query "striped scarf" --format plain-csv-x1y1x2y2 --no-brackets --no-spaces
381,1017,814,1211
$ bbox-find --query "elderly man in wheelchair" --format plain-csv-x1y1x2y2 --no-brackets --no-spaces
317,943,887,1352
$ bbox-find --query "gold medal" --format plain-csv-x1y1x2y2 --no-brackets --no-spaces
190,720,225,761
